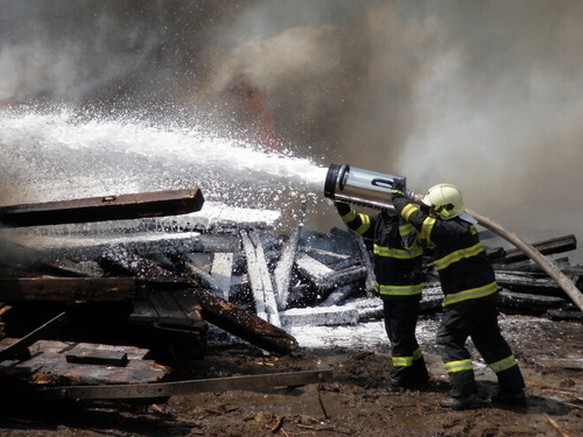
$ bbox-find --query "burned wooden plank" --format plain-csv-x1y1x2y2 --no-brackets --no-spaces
0,239,101,278
495,234,577,264
295,254,367,294
128,290,206,330
0,188,204,228
35,369,332,401
351,232,376,295
274,202,306,310
241,230,281,327
320,284,355,307
495,270,576,297
0,339,169,386
6,232,240,262
173,253,232,300
0,312,67,362
280,306,359,327
498,290,567,314
210,253,234,301
66,346,129,367
0,277,142,302
192,287,297,356
546,308,583,322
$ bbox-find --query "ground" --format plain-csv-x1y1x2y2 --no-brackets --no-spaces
0,315,581,437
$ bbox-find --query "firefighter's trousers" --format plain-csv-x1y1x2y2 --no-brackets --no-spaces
436,294,525,398
383,297,429,385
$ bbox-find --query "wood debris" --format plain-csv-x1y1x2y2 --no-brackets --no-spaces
0,189,581,401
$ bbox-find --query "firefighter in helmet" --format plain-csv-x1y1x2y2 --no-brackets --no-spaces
335,199,430,391
390,180,526,410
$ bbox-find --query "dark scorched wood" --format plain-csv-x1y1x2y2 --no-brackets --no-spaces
0,188,204,227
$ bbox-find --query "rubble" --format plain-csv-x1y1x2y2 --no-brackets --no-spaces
0,190,581,403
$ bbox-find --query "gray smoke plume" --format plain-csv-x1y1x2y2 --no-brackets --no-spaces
2,1,583,257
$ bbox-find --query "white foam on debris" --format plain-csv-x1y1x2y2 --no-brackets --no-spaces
168,201,282,230
287,304,441,351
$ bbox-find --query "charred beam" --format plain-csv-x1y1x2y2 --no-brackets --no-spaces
241,230,281,327
0,277,142,302
35,369,332,401
192,288,297,356
0,188,204,228
495,234,577,264
0,312,67,362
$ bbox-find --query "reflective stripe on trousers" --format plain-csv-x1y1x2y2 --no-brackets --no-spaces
392,347,423,368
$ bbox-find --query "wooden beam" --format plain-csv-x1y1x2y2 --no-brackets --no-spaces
274,202,306,310
192,287,297,356
0,277,141,302
496,234,577,264
35,369,332,400
241,231,281,327
0,312,67,362
0,188,204,227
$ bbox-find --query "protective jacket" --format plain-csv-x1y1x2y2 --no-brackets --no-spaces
336,202,429,387
392,195,525,398
391,198,497,306
337,203,423,299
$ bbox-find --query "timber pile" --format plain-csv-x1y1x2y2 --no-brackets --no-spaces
0,191,582,399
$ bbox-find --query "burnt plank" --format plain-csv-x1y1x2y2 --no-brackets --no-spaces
0,188,204,228
274,202,306,310
66,346,128,367
36,369,332,401
495,234,577,264
128,290,206,330
0,312,67,362
192,287,297,356
0,339,169,386
0,277,140,302
128,300,158,323
241,230,280,327
173,291,205,326
498,290,567,314
495,270,577,297
0,239,100,277
148,291,190,323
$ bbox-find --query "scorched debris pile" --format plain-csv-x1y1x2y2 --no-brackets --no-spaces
0,188,581,402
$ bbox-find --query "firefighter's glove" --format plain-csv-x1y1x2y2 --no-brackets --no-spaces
335,202,351,216
390,178,407,200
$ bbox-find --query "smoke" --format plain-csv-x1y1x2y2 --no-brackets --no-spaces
2,1,583,257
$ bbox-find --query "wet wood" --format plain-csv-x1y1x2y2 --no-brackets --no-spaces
241,230,280,327
0,277,141,302
0,188,204,227
0,312,67,362
66,347,129,367
274,202,305,310
0,339,169,386
498,290,567,314
35,369,332,401
496,234,577,264
192,287,297,356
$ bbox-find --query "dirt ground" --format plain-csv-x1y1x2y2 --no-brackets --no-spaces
0,314,581,437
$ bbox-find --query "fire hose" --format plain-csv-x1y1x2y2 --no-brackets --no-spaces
463,207,583,312
324,164,583,312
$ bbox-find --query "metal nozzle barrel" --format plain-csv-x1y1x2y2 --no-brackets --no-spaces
324,164,405,210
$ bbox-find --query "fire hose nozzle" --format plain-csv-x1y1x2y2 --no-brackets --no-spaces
323,163,406,210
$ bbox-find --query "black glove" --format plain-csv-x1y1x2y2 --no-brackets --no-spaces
390,178,407,200
335,202,351,216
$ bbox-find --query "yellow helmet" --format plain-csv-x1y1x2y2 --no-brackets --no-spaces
421,183,464,220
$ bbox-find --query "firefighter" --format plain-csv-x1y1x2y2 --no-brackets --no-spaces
390,180,527,410
335,201,430,390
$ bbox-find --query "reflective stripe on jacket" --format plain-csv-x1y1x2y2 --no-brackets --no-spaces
340,207,423,298
393,198,497,306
